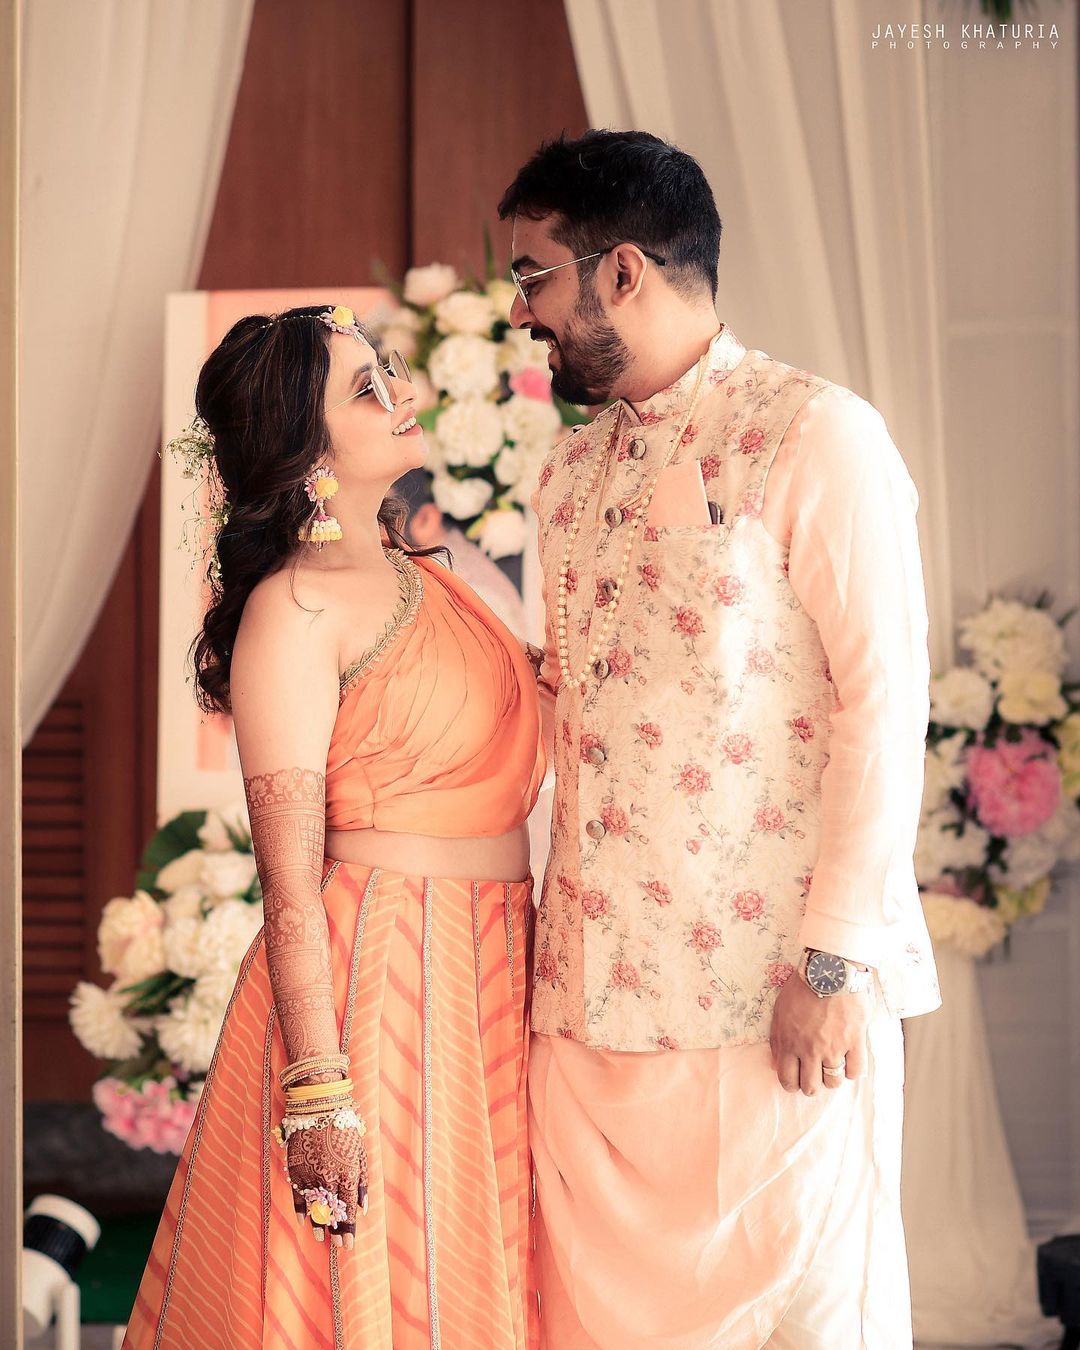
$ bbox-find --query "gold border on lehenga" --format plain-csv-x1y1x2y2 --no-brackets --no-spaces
154,935,264,1349
504,882,515,994
422,876,443,1348
261,1006,276,1312
328,864,380,1347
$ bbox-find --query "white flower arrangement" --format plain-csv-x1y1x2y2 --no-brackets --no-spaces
917,592,1080,956
370,254,585,560
69,803,262,1151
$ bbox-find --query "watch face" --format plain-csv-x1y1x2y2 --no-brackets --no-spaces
806,951,847,995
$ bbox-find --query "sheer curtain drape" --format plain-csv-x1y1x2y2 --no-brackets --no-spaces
20,0,253,744
563,0,954,670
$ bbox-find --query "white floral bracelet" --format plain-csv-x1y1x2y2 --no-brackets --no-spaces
272,1104,367,1147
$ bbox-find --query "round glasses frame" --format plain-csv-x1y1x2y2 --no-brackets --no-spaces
327,349,412,414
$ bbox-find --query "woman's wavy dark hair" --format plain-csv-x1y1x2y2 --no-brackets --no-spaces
189,305,447,716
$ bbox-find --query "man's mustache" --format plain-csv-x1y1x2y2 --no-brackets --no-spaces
529,326,557,344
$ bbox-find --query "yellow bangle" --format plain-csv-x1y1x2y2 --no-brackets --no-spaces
285,1077,354,1103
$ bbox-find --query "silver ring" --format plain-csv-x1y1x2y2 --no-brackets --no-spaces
822,1063,846,1078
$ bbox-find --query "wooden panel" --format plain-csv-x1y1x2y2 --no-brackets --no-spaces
411,0,589,276
198,0,410,289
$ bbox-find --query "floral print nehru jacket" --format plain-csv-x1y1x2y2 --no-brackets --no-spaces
529,324,941,1052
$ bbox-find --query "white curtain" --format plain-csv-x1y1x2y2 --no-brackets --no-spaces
20,0,254,744
563,0,955,671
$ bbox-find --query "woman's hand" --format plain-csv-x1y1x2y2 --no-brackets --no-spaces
286,1119,368,1250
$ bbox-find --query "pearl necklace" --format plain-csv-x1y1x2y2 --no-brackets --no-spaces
556,352,710,692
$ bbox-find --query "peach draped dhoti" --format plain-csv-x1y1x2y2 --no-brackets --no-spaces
124,859,539,1349
530,986,911,1349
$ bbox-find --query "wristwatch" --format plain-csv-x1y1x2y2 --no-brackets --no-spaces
800,948,874,998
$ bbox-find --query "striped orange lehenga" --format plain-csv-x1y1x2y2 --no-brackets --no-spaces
123,550,547,1349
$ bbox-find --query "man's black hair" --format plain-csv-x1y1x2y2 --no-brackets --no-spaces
394,468,436,520
498,130,722,301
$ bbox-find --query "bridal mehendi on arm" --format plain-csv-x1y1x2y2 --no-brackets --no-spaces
243,765,340,1073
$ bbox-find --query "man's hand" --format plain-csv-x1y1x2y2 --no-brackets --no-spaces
769,971,870,1096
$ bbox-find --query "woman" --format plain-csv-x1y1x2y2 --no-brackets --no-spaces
123,305,546,1349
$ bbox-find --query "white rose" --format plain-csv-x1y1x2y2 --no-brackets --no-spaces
403,263,460,308
200,850,258,902
420,431,448,475
958,598,1066,679
997,670,1068,725
500,393,561,450
914,806,990,886
930,667,994,731
486,278,518,320
427,335,499,400
494,445,525,486
433,290,498,337
156,992,222,1075
990,833,1060,890
473,507,527,560
191,968,237,1019
1029,793,1080,863
198,800,251,851
497,327,550,375
435,397,505,467
162,885,205,925
201,899,263,972
155,848,206,894
921,891,1006,959
431,470,494,520
921,733,970,817
70,981,146,1060
162,915,210,979
98,892,167,983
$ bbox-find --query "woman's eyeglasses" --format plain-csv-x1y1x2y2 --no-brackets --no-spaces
327,350,412,413
510,246,667,310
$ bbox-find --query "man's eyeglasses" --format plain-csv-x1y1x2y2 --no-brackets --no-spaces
327,350,412,414
510,246,667,310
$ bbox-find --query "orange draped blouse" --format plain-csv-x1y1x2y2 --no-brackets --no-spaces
325,549,546,837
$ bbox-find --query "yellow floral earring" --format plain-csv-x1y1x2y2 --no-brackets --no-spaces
298,465,343,547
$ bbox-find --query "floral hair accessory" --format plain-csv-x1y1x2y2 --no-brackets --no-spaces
319,305,363,339
161,415,230,589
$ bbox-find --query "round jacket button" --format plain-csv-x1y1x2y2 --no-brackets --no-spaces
586,743,607,766
593,657,610,679
629,437,647,460
604,506,624,528
585,819,607,841
598,578,617,602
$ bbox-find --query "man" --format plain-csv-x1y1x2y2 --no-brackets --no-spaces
499,130,941,1348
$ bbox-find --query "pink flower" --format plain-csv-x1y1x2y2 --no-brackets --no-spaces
754,804,786,832
556,872,579,901
675,607,705,637
639,563,661,591
689,921,723,953
537,950,558,983
644,525,659,542
643,880,672,906
677,764,712,795
967,730,1062,836
601,805,629,836
679,422,699,446
746,646,776,674
611,960,641,990
656,1035,680,1050
561,718,573,746
509,367,553,401
698,994,714,1010
739,427,766,455
608,646,633,677
722,733,753,764
565,566,578,594
565,442,590,466
713,574,744,606
582,889,611,920
551,500,573,527
637,721,663,748
539,462,554,487
700,454,722,480
733,889,766,921
686,839,702,854
791,716,814,742
766,960,796,988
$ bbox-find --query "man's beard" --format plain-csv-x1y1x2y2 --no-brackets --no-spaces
546,288,632,406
